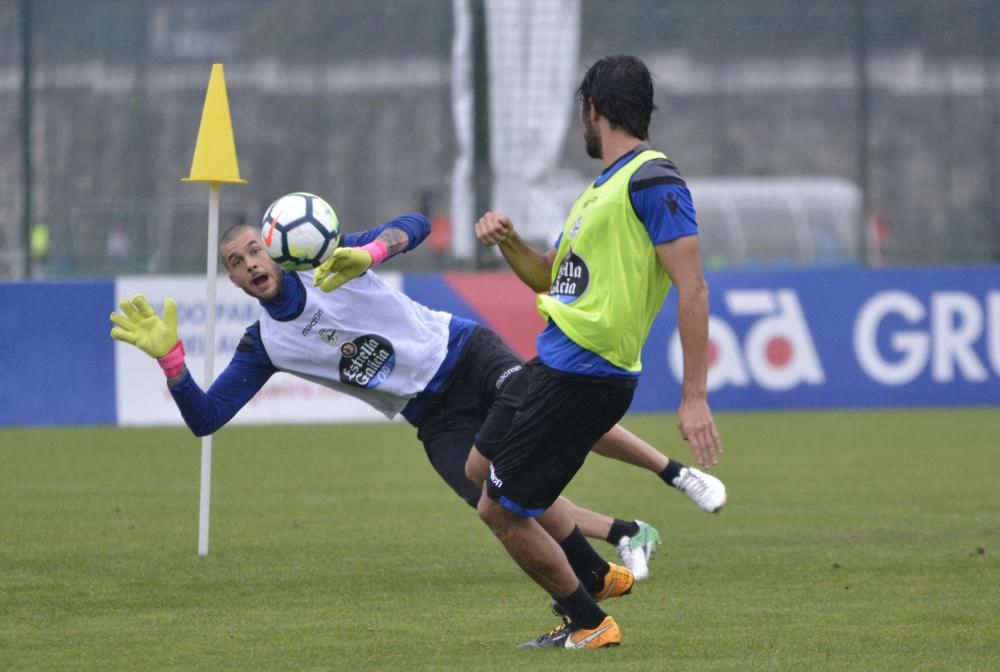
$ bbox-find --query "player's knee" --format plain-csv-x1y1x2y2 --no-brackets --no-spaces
465,460,486,487
477,493,503,528
465,449,489,486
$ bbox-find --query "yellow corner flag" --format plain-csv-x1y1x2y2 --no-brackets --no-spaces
183,63,247,184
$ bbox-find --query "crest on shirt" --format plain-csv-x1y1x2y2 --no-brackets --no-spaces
318,328,340,346
662,191,679,215
549,246,589,304
339,334,396,389
567,216,583,240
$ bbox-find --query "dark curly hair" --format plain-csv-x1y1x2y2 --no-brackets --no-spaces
577,54,656,140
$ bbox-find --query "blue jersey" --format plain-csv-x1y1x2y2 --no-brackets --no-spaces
538,146,698,378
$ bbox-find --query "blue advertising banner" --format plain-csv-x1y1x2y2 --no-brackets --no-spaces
1,281,117,426
1,266,997,428
631,266,1000,411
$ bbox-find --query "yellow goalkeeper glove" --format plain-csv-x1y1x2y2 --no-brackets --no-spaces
313,246,376,292
110,295,186,377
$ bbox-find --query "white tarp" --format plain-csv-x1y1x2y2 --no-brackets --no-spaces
114,274,399,427
486,0,581,245
450,0,581,259
449,0,476,261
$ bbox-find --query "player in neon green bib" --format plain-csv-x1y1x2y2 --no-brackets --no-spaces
470,55,725,649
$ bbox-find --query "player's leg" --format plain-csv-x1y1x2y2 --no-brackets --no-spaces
593,423,727,513
477,489,579,596
414,326,504,507
477,490,622,649
464,445,490,486
421,423,482,508
535,498,635,600
557,498,660,581
471,370,630,599
415,390,485,507
470,429,658,579
456,329,662,582
414,334,641,580
475,361,635,647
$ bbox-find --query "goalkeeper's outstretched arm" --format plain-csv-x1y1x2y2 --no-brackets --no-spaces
167,328,274,436
111,295,275,436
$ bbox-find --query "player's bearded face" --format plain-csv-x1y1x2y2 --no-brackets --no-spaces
582,104,601,159
223,230,283,302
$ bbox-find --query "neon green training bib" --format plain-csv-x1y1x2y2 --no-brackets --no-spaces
538,150,673,372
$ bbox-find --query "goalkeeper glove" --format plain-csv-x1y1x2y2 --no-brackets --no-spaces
313,241,388,292
109,294,186,377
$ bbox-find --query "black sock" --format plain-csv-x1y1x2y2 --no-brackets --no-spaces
553,583,607,629
606,518,640,546
558,525,610,595
659,460,686,487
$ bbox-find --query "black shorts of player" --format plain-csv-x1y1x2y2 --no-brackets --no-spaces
477,359,636,516
413,327,525,507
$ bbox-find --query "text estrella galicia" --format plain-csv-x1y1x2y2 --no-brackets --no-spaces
339,334,396,389
549,246,589,303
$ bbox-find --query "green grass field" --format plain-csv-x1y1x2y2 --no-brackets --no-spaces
2,409,998,671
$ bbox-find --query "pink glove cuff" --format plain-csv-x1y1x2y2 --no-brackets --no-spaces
360,240,389,266
157,341,186,378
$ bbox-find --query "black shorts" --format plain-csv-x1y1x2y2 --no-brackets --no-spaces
414,327,525,507
477,360,635,516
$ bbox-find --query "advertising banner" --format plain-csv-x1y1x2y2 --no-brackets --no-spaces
2,281,116,426
632,267,1000,411
2,265,996,428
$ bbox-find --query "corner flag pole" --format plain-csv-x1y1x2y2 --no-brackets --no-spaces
183,63,247,556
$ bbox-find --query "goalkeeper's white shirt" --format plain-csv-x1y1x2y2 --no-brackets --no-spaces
258,270,452,419
168,267,477,436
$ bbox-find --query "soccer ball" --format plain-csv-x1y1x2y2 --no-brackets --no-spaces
261,192,341,271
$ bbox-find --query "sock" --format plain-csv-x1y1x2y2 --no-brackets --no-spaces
659,460,687,488
553,583,607,629
606,518,640,546
559,525,610,595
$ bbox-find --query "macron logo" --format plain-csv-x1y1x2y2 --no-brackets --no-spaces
489,464,503,489
301,309,324,337
495,365,522,390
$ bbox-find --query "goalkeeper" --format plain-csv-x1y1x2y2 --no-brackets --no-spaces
110,213,725,587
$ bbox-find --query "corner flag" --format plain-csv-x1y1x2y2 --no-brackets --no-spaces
183,63,247,556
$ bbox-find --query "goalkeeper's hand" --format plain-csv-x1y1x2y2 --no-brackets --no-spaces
313,247,373,292
110,294,179,359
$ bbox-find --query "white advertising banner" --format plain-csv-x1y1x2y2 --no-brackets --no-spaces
114,274,400,427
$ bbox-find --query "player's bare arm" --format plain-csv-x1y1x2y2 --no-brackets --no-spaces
475,211,555,292
656,235,724,468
